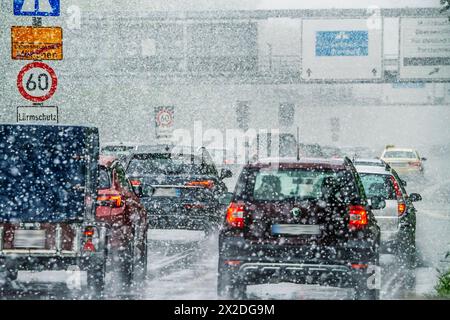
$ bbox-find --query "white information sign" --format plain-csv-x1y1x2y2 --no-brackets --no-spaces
399,18,450,80
301,19,382,81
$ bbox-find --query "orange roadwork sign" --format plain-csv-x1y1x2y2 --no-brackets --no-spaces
11,26,63,60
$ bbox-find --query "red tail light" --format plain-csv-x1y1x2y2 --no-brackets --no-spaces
83,239,96,252
398,202,406,216
351,263,368,269
130,179,141,187
186,180,215,189
97,194,123,208
226,202,245,228
348,205,368,230
409,161,421,167
390,176,403,198
84,226,95,237
83,227,96,252
390,176,406,216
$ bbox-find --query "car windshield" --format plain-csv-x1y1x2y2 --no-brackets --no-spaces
383,151,417,159
359,173,397,200
249,168,358,202
127,153,205,175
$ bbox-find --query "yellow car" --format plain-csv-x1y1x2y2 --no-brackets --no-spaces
380,146,426,175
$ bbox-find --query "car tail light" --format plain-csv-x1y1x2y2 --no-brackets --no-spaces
83,226,96,252
224,260,241,266
226,202,245,228
390,176,403,199
409,161,421,167
398,201,406,216
130,179,141,187
351,263,368,269
186,180,215,189
348,205,368,230
97,194,123,208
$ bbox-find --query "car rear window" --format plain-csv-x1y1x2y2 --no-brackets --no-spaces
237,167,360,203
359,173,396,200
127,153,206,175
383,151,417,159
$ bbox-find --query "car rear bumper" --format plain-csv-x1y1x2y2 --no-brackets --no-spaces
221,260,370,288
0,253,105,272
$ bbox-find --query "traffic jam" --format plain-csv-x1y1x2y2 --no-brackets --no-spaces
1,0,450,302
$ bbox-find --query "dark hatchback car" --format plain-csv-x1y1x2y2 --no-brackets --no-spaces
125,145,233,234
218,157,382,300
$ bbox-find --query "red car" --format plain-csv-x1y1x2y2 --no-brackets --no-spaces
96,156,148,287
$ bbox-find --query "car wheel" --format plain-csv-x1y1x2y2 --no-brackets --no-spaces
87,263,106,297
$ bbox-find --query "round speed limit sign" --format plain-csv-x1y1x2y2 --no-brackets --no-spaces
156,109,174,127
17,62,58,103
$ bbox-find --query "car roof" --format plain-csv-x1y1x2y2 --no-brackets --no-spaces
355,165,391,175
247,157,348,169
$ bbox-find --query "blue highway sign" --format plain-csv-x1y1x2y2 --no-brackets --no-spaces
316,31,368,57
13,0,60,17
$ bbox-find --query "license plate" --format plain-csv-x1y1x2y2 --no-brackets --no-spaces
13,229,46,249
153,188,179,197
271,224,321,236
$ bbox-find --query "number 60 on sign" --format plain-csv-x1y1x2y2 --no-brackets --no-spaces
17,62,58,103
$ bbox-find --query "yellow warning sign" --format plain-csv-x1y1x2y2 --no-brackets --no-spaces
11,26,63,60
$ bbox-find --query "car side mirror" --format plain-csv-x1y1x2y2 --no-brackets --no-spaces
421,157,427,161
218,192,233,205
369,196,386,210
401,179,407,187
220,168,233,180
409,193,422,202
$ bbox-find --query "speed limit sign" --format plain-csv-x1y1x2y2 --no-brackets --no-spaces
17,62,58,102
156,108,174,127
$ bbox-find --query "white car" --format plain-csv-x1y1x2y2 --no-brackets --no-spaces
355,164,406,252
380,146,426,176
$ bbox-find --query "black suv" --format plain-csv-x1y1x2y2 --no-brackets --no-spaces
218,157,382,300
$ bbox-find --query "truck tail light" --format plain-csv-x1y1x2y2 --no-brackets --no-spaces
186,180,215,189
83,226,97,252
348,205,368,230
226,202,245,228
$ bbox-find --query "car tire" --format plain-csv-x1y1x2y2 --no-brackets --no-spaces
217,270,246,299
87,263,106,297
